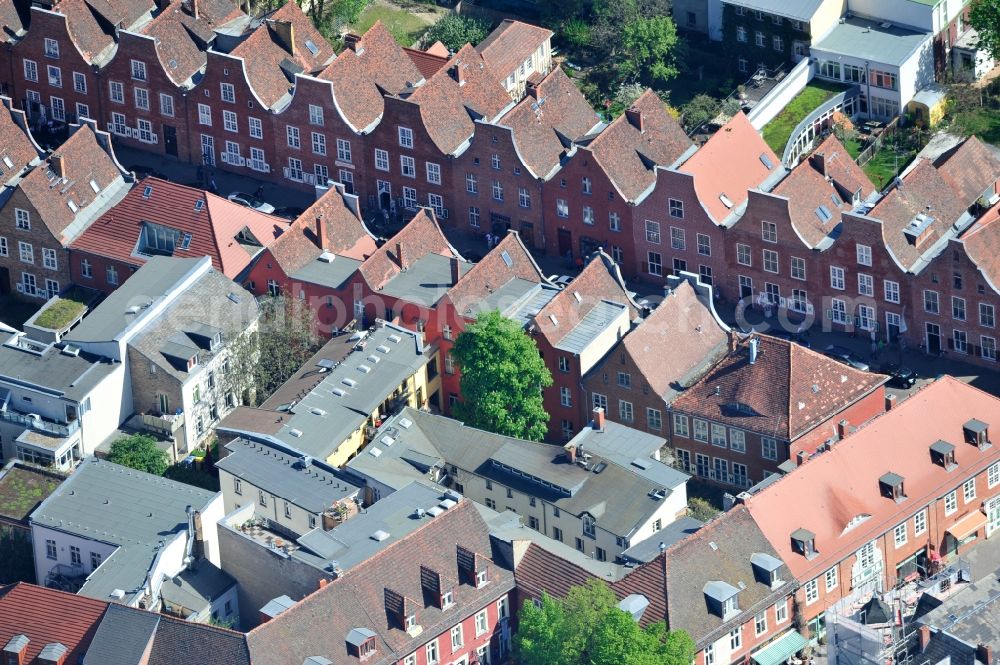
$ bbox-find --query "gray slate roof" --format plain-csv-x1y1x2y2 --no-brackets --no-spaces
84,603,159,665
0,336,118,400
66,257,206,343
918,570,1000,664
216,438,360,513
290,256,363,290
554,299,628,354
30,457,218,604
160,561,236,616
811,16,932,67
620,516,704,563
348,407,689,539
379,253,472,306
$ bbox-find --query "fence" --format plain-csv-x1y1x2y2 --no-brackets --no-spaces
855,118,901,167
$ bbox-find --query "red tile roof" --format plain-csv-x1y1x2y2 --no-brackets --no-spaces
0,102,39,181
746,376,1000,581
680,112,779,222
532,249,637,346
141,0,245,86
0,583,108,664
404,46,449,79
359,208,460,291
587,90,693,203
319,21,425,131
230,1,334,108
670,334,886,441
933,135,1000,205
446,231,546,317
0,0,26,43
18,125,123,244
265,184,377,275
959,201,1000,291
70,177,289,277
59,0,150,63
408,44,512,155
475,19,552,83
499,67,600,179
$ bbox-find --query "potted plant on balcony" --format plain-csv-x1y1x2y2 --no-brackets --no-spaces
332,503,350,522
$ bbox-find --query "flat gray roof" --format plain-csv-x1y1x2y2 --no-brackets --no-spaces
66,256,206,343
380,254,472,306
290,255,363,290
812,16,932,67
919,570,1000,654
30,457,217,604
721,0,826,22
160,560,236,616
620,516,704,563
554,299,628,354
0,336,118,401
216,438,360,513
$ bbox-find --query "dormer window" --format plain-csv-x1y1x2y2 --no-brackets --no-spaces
704,581,740,619
791,528,818,559
750,553,784,589
187,354,199,370
476,569,488,587
405,614,416,630
345,628,377,660
930,440,957,469
963,419,990,449
441,590,454,608
211,332,222,350
879,472,906,502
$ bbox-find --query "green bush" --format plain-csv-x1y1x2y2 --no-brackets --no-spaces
425,14,489,51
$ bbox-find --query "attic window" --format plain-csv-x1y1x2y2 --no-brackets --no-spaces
719,193,734,209
759,153,775,169
963,419,990,449
305,39,319,56
67,200,78,213
405,614,416,629
501,250,513,267
441,590,454,608
831,192,843,207
750,552,783,589
815,205,833,223
345,628,378,661
476,569,488,587
90,179,100,193
879,472,906,502
143,185,153,199
2,156,13,169
187,354,199,370
194,200,205,212
549,314,558,325
703,581,740,619
180,233,192,250
790,528,817,559
930,440,957,469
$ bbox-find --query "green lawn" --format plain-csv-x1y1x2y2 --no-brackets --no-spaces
351,5,433,47
762,81,846,154
862,145,917,190
0,467,63,521
950,106,1000,146
33,295,87,330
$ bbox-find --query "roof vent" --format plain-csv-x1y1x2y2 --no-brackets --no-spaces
380,435,396,447
358,365,372,374
399,418,413,429
342,378,357,387
310,407,326,416
438,498,457,510
318,251,336,263
290,428,303,438
332,387,346,397
367,354,380,364
61,344,81,357
426,506,444,517
110,589,126,600
720,193,734,209
388,334,402,344
371,530,390,542
369,447,383,458
376,345,391,354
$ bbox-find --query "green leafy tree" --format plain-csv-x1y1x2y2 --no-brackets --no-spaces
687,496,721,522
620,16,680,84
970,0,1000,61
681,94,720,132
332,0,367,24
425,14,490,51
561,18,592,52
0,527,36,583
515,579,696,665
592,0,672,56
107,434,169,475
452,310,552,441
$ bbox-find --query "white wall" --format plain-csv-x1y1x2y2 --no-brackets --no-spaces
146,533,188,608
810,0,849,41
79,364,128,455
199,493,224,568
30,523,118,591
629,483,689,546
897,38,936,106
748,58,814,130
846,0,934,31
578,308,630,375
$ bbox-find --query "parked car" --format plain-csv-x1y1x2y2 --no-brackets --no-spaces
823,344,870,372
548,274,573,288
273,206,306,221
228,192,275,214
877,361,917,388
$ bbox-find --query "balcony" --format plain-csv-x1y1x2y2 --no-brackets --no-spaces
0,409,79,438
141,412,184,436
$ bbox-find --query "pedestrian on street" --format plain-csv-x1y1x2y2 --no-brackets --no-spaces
485,233,493,249
255,185,264,199
209,178,218,194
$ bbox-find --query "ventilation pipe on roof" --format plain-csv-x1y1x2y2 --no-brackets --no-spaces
315,215,324,249
749,337,759,364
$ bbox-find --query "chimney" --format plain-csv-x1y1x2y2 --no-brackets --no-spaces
396,242,407,270
191,0,198,19
976,644,993,665
811,151,828,178
50,153,65,178
918,626,931,652
885,394,896,412
566,444,576,463
450,256,461,285
593,407,605,431
449,63,466,86
525,77,539,99
269,19,295,56
796,450,807,466
749,337,759,364
728,330,739,353
318,578,328,590
314,216,324,249
837,419,849,440
625,108,644,133
343,32,362,53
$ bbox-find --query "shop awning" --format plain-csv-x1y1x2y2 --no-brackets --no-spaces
751,630,809,665
946,511,987,541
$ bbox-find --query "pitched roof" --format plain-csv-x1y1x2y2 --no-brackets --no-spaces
593,280,729,400
140,0,245,86
229,0,334,108
680,112,779,223
319,21,425,131
586,90,693,202
670,334,886,441
145,606,251,665
359,208,460,292
58,0,134,65
532,249,637,346
408,44,512,155
246,500,515,665
933,135,1000,205
745,376,1000,581
17,125,125,244
475,19,552,82
70,177,289,277
772,135,876,248
959,202,1000,292
0,583,108,664
445,231,547,318
404,46,449,79
78,0,154,36
0,102,39,182
498,67,600,179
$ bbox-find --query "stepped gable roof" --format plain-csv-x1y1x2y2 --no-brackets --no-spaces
319,21,425,131
246,500,514,665
587,90,693,202
18,125,123,243
71,177,288,276
475,19,552,82
141,0,245,86
532,249,637,346
499,67,600,179
681,112,780,223
408,44,512,155
230,1,334,108
772,135,875,248
670,334,886,441
745,376,1000,581
0,583,108,665
266,185,376,276
358,208,460,292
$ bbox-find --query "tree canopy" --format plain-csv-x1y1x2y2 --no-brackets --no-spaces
620,16,680,84
515,579,697,665
107,434,169,475
424,14,490,52
452,310,552,441
970,0,1000,61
